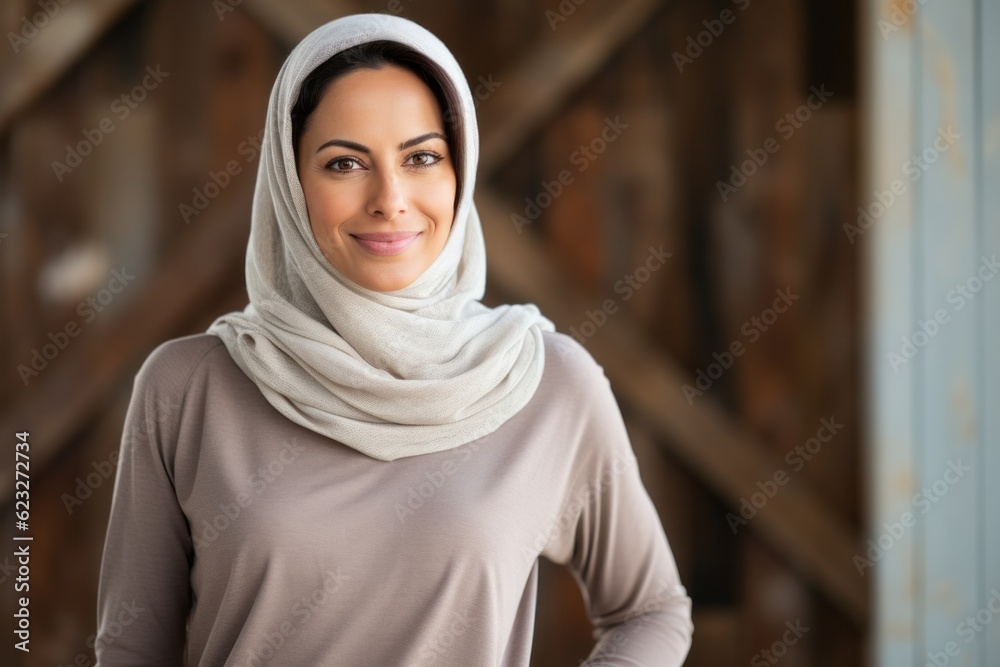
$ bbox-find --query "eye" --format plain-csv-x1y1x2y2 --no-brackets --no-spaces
405,151,443,169
325,157,364,172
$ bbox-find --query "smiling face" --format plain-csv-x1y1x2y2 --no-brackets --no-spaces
296,65,458,293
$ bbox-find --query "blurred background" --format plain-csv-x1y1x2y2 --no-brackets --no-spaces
0,0,997,665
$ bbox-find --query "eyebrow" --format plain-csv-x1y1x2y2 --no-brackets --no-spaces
314,132,446,155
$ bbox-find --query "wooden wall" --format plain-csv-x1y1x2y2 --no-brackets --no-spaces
0,0,872,665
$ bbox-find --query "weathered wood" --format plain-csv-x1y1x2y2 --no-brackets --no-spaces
242,0,350,45
0,0,872,644
0,185,253,503
0,0,276,491
475,188,867,624
0,0,141,135
720,0,815,662
477,0,669,177
683,609,744,666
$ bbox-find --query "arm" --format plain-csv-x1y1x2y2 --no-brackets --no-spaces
542,358,694,666
94,344,194,666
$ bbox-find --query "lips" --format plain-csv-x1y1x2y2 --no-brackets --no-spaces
350,231,421,256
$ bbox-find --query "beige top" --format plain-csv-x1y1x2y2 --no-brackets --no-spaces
94,330,693,666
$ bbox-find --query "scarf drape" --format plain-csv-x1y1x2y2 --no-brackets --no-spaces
206,13,556,462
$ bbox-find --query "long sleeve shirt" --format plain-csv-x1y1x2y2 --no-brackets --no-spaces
94,330,693,666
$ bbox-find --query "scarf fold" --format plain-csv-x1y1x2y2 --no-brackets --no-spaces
206,13,556,462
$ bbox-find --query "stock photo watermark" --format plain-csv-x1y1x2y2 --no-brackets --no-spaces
394,440,482,523
242,567,351,667
878,0,929,38
843,125,960,243
51,65,170,182
62,395,181,513
7,0,72,54
214,0,243,20
853,458,971,576
545,0,589,30
587,578,688,663
192,438,307,549
406,609,472,666
522,446,638,564
180,127,265,224
16,266,135,386
717,84,833,201
64,599,145,667
568,244,672,345
750,619,809,666
511,115,628,233
886,254,998,373
671,0,751,73
726,416,843,534
62,450,117,514
682,288,799,405
924,589,1000,667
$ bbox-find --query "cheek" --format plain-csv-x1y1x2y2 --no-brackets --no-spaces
418,176,458,227
303,182,356,246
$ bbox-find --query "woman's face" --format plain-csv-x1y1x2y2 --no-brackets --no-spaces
296,65,457,293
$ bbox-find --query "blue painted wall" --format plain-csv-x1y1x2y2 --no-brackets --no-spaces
864,0,999,665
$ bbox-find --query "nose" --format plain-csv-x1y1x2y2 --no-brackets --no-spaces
366,171,408,220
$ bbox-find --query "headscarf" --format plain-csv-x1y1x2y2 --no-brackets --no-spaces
206,13,556,462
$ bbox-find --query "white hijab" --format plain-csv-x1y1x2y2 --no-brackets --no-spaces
206,13,555,462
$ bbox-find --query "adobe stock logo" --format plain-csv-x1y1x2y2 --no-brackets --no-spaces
671,0,751,72
853,458,971,576
17,267,136,386
682,288,799,404
51,65,170,182
725,416,843,534
7,0,72,54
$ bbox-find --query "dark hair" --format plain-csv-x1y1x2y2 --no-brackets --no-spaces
291,40,465,205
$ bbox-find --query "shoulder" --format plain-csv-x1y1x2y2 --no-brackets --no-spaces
541,330,609,390
133,333,227,397
538,330,618,419
536,332,636,490
120,335,228,463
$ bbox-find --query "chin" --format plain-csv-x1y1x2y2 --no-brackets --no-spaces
356,266,421,293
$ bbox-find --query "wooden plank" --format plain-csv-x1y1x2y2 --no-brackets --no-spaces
475,188,867,624
0,187,252,503
917,0,980,661
0,0,872,633
683,609,744,667
477,0,668,177
720,0,813,661
861,0,920,663
1,0,665,485
0,0,141,135
0,0,277,479
242,0,350,45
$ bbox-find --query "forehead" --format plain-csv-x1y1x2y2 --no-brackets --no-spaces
307,65,445,137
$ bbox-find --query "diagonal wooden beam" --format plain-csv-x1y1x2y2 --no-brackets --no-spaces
0,0,866,624
242,0,349,45
0,0,347,480
475,189,867,624
0,0,141,136
477,0,670,177
467,0,865,622
0,187,252,503
0,0,347,494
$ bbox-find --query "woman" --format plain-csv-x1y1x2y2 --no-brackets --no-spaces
95,13,693,666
